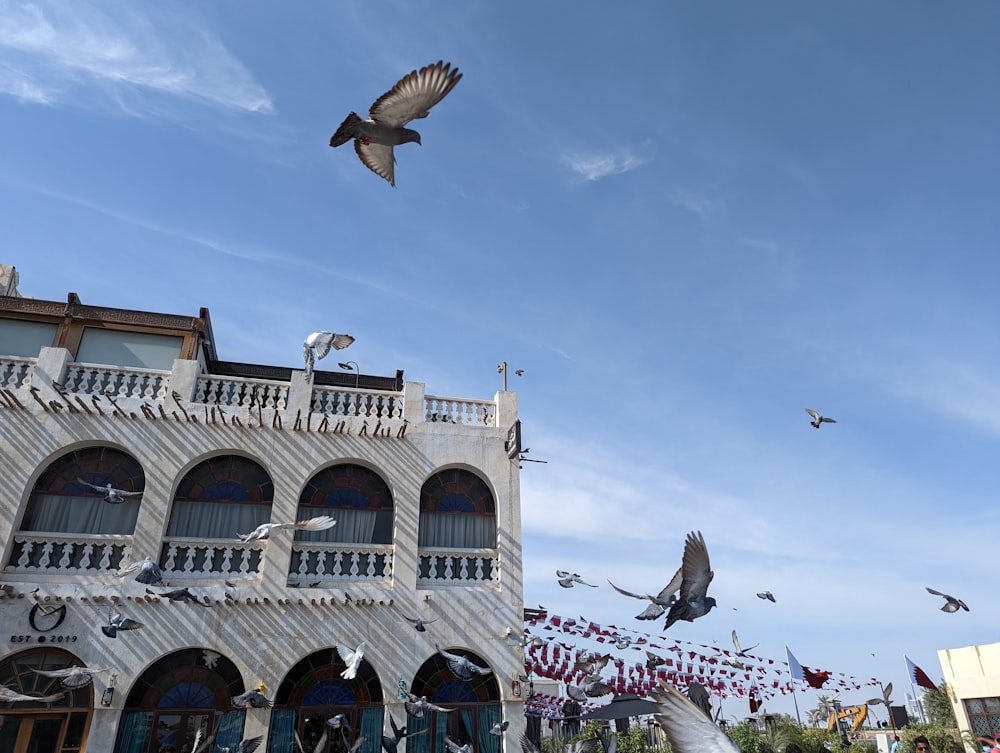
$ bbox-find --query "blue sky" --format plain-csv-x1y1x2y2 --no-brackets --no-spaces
2,0,999,721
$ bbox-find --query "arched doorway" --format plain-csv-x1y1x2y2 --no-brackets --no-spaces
271,648,384,753
407,649,501,753
0,648,92,753
112,648,246,753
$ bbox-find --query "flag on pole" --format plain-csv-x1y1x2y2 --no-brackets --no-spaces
786,646,805,681
905,656,938,690
750,686,762,713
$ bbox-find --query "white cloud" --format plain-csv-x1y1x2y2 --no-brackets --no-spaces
0,2,272,114
562,148,648,182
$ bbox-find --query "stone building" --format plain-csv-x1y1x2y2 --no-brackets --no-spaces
0,266,525,752
938,642,1000,744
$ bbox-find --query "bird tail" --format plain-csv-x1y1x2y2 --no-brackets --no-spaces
330,113,363,147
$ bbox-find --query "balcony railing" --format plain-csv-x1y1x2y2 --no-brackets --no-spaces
289,543,394,584
5,532,131,575
417,548,499,585
311,386,403,419
0,356,34,390
65,363,170,399
160,537,264,578
194,375,288,409
424,395,496,426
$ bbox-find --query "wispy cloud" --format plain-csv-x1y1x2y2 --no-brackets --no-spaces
562,147,648,182
668,186,724,221
0,2,272,114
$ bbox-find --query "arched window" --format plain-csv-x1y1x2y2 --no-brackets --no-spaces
406,649,500,753
165,455,273,539
419,470,496,549
297,464,394,544
0,648,93,752
113,648,246,753
20,446,144,535
270,648,384,753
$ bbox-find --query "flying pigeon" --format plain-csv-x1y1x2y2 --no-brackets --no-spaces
608,567,683,620
329,61,462,187
686,682,713,720
556,570,598,588
731,630,759,657
75,477,142,504
146,587,211,606
101,609,143,638
118,556,164,585
0,684,65,703
566,680,613,701
721,656,745,670
30,665,108,689
403,615,439,633
437,645,492,680
327,714,352,732
646,651,667,670
303,332,355,378
926,587,969,613
651,680,741,753
381,714,427,753
574,653,611,675
490,721,509,736
232,687,271,708
239,515,337,543
403,691,454,718
805,408,837,429
217,737,264,753
338,642,365,680
444,737,473,753
663,531,716,629
756,591,776,603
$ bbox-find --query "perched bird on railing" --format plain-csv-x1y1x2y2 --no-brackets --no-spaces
338,643,365,680
101,609,143,639
232,686,271,709
238,515,337,543
805,408,837,429
75,477,142,505
29,665,109,689
329,61,462,187
303,332,354,378
926,586,969,613
437,645,492,680
556,570,598,588
118,556,164,585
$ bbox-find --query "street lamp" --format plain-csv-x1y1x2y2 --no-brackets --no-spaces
497,362,523,391
338,361,360,389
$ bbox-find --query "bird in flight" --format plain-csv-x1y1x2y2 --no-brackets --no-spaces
608,567,683,620
663,531,716,629
731,630,759,657
805,408,837,429
404,691,454,718
76,477,142,504
556,570,598,588
101,609,143,639
756,591,776,603
437,645,492,680
146,587,211,606
330,61,462,186
338,643,365,680
239,515,337,543
303,332,355,379
232,687,271,708
403,615,439,633
0,684,65,703
118,556,164,585
381,714,427,753
30,665,109,689
926,587,969,613
651,680,741,753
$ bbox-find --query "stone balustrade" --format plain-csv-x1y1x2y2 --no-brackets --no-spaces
417,548,499,585
194,374,288,409
64,362,170,399
289,542,394,584
5,532,130,575
310,386,404,419
159,537,264,578
424,395,497,426
0,356,34,389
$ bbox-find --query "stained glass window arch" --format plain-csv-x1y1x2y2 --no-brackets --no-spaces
166,454,274,539
418,468,497,549
410,650,499,704
297,463,394,544
20,445,144,535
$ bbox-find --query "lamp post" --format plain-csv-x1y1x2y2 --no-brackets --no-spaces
497,362,523,391
337,361,360,389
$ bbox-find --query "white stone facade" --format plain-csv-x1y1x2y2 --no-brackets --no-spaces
0,295,525,752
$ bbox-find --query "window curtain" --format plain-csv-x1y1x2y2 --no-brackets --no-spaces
296,509,379,544
21,494,140,535
167,501,271,539
418,514,496,549
478,705,501,753
360,707,385,753
113,711,152,753
407,714,430,753
267,709,297,753
215,709,247,751
434,710,449,753
460,709,475,745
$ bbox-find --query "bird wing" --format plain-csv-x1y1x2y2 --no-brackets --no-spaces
925,587,946,597
349,736,366,753
521,735,541,753
426,700,454,713
607,580,646,600
679,531,714,600
355,140,397,186
655,567,685,604
117,618,143,632
292,515,338,532
444,737,464,753
652,681,740,753
635,603,666,620
821,417,837,424
238,737,264,753
805,409,820,420
337,643,362,665
369,61,462,128
75,478,107,492
565,685,587,702
585,682,614,698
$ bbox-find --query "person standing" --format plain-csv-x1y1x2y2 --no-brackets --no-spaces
914,735,932,753
890,735,901,753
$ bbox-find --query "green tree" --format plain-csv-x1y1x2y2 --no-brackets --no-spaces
922,685,957,727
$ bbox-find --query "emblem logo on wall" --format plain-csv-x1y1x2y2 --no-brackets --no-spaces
29,604,67,632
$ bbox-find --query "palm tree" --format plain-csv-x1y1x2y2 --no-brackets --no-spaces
810,696,837,728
